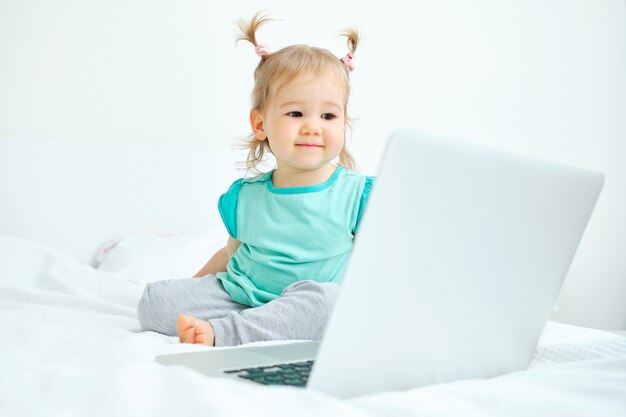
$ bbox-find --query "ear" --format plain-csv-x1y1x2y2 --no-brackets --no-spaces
250,110,267,141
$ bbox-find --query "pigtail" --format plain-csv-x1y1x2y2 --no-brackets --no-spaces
338,28,359,72
339,28,359,55
236,11,273,58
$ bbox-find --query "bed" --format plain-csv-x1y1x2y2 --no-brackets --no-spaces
1,138,625,416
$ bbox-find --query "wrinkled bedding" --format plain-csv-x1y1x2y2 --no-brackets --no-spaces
1,235,625,417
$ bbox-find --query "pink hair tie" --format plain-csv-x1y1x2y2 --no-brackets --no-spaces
255,43,270,57
340,52,354,72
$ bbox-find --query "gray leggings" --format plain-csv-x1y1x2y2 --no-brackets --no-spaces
137,276,339,347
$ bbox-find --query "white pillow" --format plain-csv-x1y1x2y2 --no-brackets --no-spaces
95,230,227,285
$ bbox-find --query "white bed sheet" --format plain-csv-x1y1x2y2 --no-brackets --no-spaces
1,234,625,417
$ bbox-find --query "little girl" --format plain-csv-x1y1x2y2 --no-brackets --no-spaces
137,12,374,347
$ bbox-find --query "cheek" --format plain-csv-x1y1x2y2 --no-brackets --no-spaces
330,130,346,151
333,125,346,142
272,119,294,133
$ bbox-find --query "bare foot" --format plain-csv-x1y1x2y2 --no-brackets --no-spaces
177,314,215,346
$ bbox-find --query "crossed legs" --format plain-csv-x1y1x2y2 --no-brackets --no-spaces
138,276,339,347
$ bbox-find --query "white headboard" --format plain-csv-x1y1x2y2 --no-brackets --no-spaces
0,138,238,265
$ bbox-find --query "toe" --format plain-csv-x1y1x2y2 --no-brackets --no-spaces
177,315,195,343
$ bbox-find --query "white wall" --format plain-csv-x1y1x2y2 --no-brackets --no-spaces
1,0,624,329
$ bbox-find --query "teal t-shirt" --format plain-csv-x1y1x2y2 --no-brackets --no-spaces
216,166,374,307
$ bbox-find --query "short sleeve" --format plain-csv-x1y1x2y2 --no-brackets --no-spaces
354,176,375,234
218,178,244,239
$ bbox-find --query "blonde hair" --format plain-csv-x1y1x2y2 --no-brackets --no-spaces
236,11,360,175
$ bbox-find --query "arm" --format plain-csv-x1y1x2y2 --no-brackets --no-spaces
193,237,241,277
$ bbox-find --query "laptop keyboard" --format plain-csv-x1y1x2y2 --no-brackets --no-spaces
223,360,314,387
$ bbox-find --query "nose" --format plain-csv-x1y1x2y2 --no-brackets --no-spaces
300,120,321,136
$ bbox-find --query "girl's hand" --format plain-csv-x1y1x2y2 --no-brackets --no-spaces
193,237,240,277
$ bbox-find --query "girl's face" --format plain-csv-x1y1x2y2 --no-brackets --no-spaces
250,75,347,186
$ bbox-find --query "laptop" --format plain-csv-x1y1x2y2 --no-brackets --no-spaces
156,129,604,398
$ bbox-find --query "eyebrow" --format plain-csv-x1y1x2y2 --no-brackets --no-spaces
279,101,343,111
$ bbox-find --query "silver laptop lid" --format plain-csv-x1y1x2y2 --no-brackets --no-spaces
308,129,603,397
